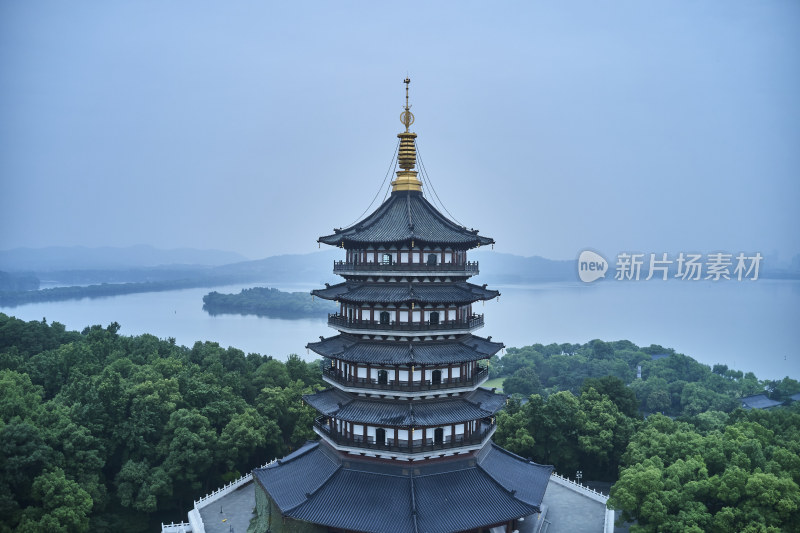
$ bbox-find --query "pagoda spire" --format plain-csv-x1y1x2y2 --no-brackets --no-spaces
392,77,422,192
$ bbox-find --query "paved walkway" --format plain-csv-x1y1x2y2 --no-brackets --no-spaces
539,480,607,533
198,481,256,533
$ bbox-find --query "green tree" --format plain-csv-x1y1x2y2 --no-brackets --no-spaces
115,460,171,513
16,468,92,533
581,375,639,418
502,367,542,397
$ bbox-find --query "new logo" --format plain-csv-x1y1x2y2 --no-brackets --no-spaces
578,250,608,283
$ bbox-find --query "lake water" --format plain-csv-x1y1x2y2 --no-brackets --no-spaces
1,279,798,381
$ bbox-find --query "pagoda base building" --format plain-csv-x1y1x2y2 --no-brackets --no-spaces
251,441,552,533
162,81,613,533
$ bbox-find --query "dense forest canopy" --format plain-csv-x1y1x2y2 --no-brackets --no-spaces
1,313,798,532
0,313,321,532
490,339,800,532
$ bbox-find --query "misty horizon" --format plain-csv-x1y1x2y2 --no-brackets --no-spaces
1,1,798,264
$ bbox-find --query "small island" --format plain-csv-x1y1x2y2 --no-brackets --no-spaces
202,286,336,318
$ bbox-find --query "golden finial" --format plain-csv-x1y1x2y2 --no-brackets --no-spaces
392,77,422,192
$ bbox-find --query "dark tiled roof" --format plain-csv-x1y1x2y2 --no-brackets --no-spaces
740,394,782,409
257,441,340,511
253,441,553,533
312,281,499,304
307,334,504,365
304,387,506,427
318,190,494,248
288,467,416,533
414,466,535,532
477,443,553,508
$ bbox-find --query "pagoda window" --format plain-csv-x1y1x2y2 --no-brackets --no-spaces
429,311,440,325
377,369,388,385
432,369,442,385
380,311,390,325
434,427,444,445
381,253,393,265
427,253,438,266
376,428,386,446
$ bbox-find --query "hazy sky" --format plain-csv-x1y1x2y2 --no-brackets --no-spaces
1,1,798,262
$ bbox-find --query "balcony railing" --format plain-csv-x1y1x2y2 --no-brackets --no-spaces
334,260,479,275
323,367,488,392
328,313,484,332
314,417,495,454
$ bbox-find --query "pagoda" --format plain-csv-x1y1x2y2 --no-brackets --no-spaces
250,80,553,533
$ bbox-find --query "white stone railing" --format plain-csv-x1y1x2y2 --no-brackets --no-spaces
549,472,608,504
192,458,277,508
165,459,280,533
161,522,191,533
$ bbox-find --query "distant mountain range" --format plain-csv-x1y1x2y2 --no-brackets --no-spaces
0,246,797,293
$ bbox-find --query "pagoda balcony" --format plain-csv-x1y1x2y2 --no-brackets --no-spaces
322,367,488,395
333,260,479,276
313,417,496,456
328,313,484,334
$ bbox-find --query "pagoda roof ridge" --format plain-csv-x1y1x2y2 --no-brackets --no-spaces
306,334,503,365
312,280,499,305
303,387,506,427
318,190,494,248
476,443,554,508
